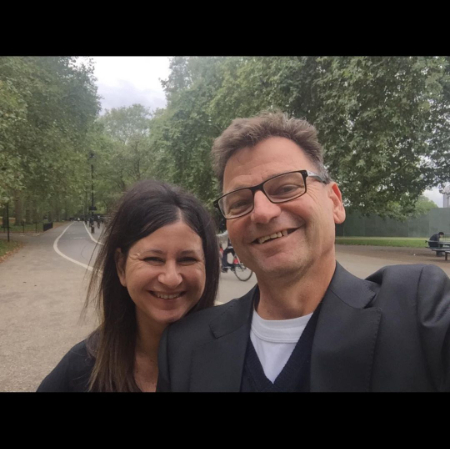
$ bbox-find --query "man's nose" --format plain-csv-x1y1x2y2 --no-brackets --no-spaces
157,263,182,288
251,190,282,224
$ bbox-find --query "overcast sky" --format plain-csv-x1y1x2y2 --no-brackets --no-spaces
86,56,443,207
90,56,170,113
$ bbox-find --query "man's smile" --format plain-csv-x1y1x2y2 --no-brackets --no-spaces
252,228,299,245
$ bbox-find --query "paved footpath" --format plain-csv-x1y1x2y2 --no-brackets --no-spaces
0,226,97,392
336,244,450,279
1,226,449,392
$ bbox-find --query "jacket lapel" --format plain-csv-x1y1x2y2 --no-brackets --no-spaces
188,264,382,392
311,263,382,392
189,287,256,392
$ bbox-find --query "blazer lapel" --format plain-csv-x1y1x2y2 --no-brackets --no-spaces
189,287,256,392
311,263,382,392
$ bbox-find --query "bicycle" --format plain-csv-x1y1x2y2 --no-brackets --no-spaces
220,246,253,281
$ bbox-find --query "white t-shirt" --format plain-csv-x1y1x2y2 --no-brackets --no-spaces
250,309,313,383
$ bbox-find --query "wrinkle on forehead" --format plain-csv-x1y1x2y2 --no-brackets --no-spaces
223,138,316,193
126,241,204,261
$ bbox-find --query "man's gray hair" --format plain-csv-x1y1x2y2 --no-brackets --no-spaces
211,111,330,189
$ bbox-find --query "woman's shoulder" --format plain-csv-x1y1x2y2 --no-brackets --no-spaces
36,339,96,392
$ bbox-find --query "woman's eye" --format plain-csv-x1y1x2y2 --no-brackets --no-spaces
143,257,164,264
179,257,197,264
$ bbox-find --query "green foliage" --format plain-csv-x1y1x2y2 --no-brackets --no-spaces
3,56,448,221
151,56,450,218
0,56,100,219
411,195,438,216
150,58,227,209
93,104,155,211
310,57,450,217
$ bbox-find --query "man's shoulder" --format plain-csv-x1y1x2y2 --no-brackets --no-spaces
329,262,449,310
366,263,448,285
364,263,450,308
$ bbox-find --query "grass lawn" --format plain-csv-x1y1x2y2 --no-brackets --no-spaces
335,237,428,248
0,240,23,260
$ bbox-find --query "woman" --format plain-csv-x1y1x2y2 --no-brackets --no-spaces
37,180,220,392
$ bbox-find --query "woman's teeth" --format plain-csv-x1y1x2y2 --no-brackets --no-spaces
154,292,181,299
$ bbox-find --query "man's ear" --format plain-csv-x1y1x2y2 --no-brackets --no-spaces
115,248,127,287
329,182,346,224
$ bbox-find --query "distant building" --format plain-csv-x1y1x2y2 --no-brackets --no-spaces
441,184,450,208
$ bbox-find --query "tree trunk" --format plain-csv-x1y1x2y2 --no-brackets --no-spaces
2,207,7,230
14,191,23,226
32,207,39,224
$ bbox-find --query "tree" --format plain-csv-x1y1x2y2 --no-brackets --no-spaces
310,57,450,217
93,104,155,210
411,195,438,217
150,57,229,208
0,56,100,221
153,56,450,218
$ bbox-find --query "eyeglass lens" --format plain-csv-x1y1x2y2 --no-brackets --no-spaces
221,172,306,218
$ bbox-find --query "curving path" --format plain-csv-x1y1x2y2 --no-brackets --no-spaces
0,223,448,391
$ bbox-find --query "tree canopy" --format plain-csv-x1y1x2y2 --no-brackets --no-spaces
2,56,448,224
0,57,100,221
150,56,450,218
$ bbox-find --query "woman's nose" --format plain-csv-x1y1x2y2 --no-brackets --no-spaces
157,263,182,288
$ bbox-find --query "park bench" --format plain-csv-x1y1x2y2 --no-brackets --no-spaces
425,240,450,259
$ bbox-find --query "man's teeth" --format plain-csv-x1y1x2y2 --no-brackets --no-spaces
258,230,288,244
154,293,181,299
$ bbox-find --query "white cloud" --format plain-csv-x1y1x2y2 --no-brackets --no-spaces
423,187,443,207
87,56,172,114
97,80,166,113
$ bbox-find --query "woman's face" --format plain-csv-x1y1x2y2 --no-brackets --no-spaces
116,220,206,330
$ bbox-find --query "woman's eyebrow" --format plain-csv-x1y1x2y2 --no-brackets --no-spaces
138,249,201,256
179,249,202,256
139,249,164,255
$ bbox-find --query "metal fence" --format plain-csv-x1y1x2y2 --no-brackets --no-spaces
336,208,450,237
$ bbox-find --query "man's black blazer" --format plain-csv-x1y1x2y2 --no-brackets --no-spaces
157,263,450,392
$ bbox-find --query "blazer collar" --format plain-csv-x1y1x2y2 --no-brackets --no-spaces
311,263,382,391
191,263,382,392
209,286,257,338
189,286,257,392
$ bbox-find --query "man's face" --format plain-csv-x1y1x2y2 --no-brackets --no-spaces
223,137,345,280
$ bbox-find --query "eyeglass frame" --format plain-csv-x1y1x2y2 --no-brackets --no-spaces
214,169,328,220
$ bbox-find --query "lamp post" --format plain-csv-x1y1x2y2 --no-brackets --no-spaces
6,202,10,242
89,152,96,234
1,165,10,241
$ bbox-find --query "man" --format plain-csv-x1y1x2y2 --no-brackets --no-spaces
221,237,235,272
157,112,450,392
429,231,444,248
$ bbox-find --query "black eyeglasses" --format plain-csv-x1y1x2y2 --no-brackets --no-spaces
214,170,327,220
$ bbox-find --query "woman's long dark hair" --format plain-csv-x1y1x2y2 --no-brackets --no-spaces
85,180,220,391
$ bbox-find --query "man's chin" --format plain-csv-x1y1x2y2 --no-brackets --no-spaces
253,261,305,280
